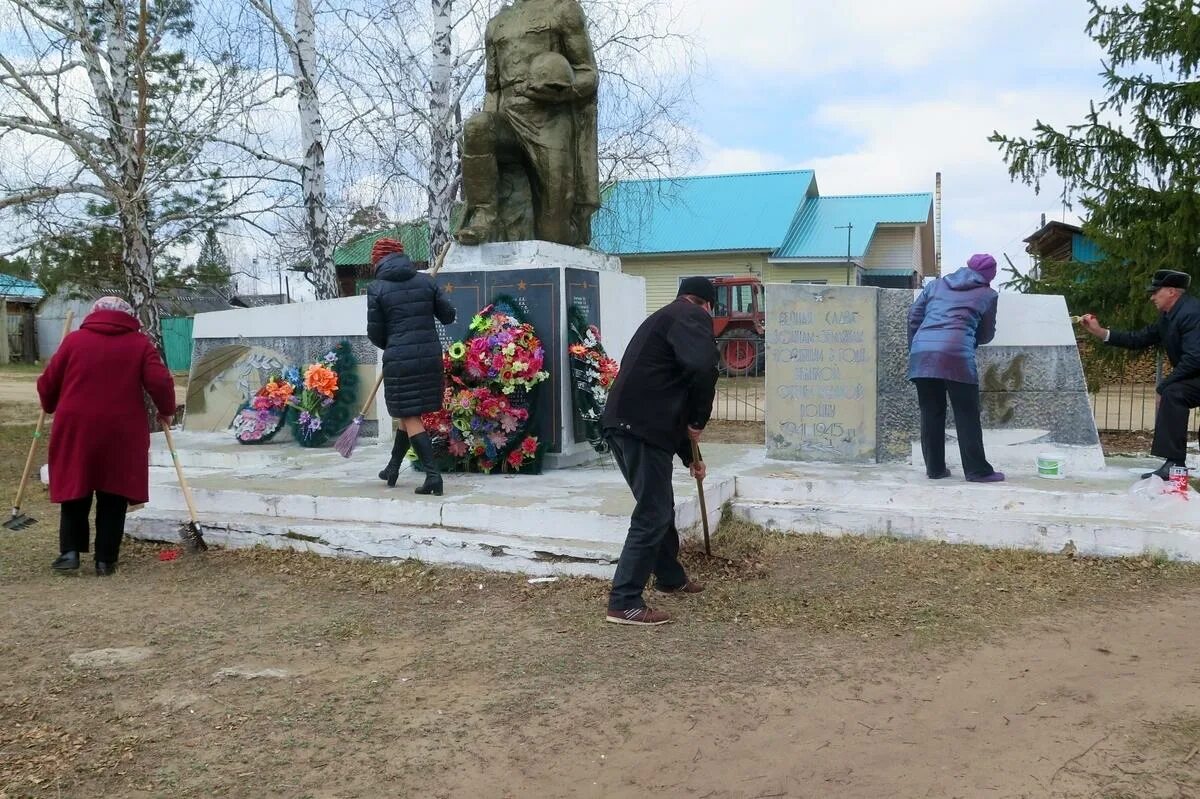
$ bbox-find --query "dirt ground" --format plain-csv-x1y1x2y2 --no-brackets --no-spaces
4,373,1200,798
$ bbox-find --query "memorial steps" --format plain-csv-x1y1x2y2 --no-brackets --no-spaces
731,463,1200,562
127,436,1200,574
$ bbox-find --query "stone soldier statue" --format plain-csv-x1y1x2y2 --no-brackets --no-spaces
455,0,600,248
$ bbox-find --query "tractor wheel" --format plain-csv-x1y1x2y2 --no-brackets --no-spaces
719,329,765,377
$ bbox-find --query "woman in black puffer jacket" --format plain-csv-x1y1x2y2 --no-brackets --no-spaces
366,238,456,495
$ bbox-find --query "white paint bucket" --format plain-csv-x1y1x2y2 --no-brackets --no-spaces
1037,452,1066,479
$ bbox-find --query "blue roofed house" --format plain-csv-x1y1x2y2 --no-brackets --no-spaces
1022,220,1102,280
0,273,45,363
590,170,936,314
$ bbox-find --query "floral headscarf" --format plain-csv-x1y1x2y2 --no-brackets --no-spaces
91,296,136,316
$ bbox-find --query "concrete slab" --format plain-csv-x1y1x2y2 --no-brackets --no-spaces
737,453,1200,561
131,433,1200,574
131,432,743,575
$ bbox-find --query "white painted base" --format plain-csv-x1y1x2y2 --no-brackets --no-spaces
440,240,622,273
735,455,1200,561
911,428,1108,476
135,436,1200,575
133,432,737,576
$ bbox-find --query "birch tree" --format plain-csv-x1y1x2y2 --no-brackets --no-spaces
329,0,697,249
426,0,456,256
238,0,341,300
0,0,280,346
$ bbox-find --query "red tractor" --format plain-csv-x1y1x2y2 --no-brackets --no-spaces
711,275,765,377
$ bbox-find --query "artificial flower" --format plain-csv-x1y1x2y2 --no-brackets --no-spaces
304,365,338,397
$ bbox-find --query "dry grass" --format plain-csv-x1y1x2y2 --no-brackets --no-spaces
7,414,1200,797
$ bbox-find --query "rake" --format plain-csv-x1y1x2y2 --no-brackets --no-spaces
690,440,712,556
161,424,207,552
5,311,74,532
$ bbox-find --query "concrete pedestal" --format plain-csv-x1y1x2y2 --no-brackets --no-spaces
436,242,644,469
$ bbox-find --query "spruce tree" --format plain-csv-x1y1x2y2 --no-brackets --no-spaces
991,0,1200,328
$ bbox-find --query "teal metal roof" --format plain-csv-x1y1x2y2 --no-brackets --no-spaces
0,273,44,302
591,170,817,255
774,193,932,259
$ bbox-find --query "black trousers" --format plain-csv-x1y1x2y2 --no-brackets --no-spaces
914,378,995,479
60,491,129,563
1153,378,1200,463
606,433,688,611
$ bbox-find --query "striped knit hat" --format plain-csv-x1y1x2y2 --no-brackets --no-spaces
370,237,405,266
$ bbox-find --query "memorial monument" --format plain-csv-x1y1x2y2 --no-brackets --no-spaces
765,285,1105,472
456,0,600,247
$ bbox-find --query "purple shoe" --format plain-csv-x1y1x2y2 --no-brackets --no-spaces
967,471,1005,483
928,468,951,480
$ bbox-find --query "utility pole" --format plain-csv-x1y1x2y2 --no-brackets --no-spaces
835,222,854,286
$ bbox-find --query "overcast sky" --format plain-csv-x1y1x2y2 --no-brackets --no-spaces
671,0,1104,278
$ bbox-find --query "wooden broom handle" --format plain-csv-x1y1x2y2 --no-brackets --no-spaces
430,241,452,277
12,413,46,513
161,424,199,525
357,372,384,417
12,311,74,512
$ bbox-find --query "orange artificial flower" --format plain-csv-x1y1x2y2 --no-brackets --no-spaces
304,365,339,397
264,380,294,404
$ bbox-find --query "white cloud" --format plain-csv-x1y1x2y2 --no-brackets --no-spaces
805,87,1095,271
674,0,1099,77
694,83,1099,275
692,135,796,175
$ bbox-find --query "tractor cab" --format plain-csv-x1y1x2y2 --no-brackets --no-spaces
710,276,765,376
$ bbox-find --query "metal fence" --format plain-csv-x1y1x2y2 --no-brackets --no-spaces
711,334,766,422
1088,351,1200,433
706,338,1199,433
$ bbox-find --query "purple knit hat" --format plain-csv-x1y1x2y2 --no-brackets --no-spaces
967,253,997,284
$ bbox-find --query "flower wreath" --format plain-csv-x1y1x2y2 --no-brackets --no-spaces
420,297,549,473
567,304,619,453
233,340,359,447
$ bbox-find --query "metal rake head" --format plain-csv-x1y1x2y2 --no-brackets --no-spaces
3,512,37,531
179,521,208,553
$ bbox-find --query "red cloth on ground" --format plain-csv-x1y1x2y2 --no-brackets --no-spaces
37,310,176,504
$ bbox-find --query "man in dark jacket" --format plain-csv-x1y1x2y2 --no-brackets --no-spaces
1081,269,1200,479
601,277,720,626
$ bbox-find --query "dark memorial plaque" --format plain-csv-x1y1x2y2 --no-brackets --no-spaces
565,268,602,444
435,268,564,453
565,268,601,327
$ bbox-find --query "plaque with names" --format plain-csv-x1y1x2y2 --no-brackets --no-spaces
765,285,878,462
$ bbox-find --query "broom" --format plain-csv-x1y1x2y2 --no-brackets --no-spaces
5,311,74,532
334,372,385,458
161,423,206,552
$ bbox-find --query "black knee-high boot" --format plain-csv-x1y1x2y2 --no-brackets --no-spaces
378,429,410,488
410,432,443,496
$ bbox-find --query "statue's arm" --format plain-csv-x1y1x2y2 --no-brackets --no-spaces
562,2,597,100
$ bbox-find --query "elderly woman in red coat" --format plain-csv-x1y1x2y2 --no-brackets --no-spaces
37,297,176,576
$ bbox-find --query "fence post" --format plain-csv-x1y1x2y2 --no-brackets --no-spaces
0,301,9,365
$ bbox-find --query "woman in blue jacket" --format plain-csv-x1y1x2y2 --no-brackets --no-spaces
907,253,1004,482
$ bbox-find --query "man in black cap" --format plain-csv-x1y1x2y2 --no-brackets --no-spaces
1081,269,1200,479
600,276,720,625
